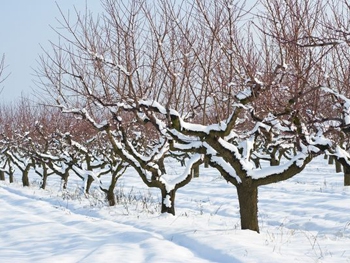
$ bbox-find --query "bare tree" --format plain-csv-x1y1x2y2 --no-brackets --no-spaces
36,0,349,233
0,54,10,90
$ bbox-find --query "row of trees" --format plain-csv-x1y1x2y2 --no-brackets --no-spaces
2,0,350,233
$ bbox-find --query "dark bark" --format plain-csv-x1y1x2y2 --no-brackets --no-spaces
0,170,5,181
36,163,49,189
270,158,279,166
344,166,350,186
236,183,259,233
328,155,334,165
101,174,119,206
85,175,94,194
106,190,115,206
158,157,166,174
192,164,200,178
333,157,350,186
62,170,69,189
160,188,176,215
40,164,49,189
335,160,342,173
270,148,280,166
22,167,30,187
251,157,260,168
8,171,14,183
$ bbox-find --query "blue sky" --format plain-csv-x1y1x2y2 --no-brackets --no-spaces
0,1,103,102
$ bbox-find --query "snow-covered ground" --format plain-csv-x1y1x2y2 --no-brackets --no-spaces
1,156,350,263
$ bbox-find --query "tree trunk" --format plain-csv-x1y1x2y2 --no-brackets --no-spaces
251,157,260,168
62,171,69,189
22,168,30,187
344,166,350,186
41,172,48,190
40,164,48,189
85,175,94,194
335,160,342,173
270,158,279,166
160,188,176,215
328,155,334,165
106,189,116,206
8,171,14,183
0,170,5,181
270,148,280,166
104,174,119,206
192,164,199,178
158,157,166,174
236,184,259,233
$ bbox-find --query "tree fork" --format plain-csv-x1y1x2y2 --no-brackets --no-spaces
160,188,176,215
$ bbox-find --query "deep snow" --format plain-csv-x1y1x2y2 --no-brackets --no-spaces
0,156,350,262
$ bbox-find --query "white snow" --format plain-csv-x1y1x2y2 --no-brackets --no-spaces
0,155,350,262
236,88,252,100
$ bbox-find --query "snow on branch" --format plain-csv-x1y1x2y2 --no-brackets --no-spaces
159,153,203,193
60,106,109,131
88,50,131,75
321,87,350,125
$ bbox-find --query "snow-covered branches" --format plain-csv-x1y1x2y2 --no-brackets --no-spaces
27,0,350,232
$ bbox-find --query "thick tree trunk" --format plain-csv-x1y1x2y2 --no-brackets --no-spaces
328,155,334,165
8,171,14,183
236,184,259,233
62,171,69,189
22,168,30,187
106,190,116,206
270,158,279,166
104,175,119,206
160,188,176,215
335,160,342,173
344,166,350,186
0,170,5,181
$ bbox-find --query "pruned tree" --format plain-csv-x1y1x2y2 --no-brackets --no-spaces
36,0,348,233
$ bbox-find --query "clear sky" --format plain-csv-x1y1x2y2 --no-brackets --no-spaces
0,1,103,103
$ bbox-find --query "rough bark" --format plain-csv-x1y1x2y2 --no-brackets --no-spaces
160,188,176,215
62,170,69,189
8,171,14,183
335,160,342,173
236,184,259,233
192,165,200,178
40,164,48,190
328,155,334,165
102,174,119,206
85,175,94,194
0,170,5,181
158,157,166,174
22,168,30,187
270,158,279,166
344,166,350,186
